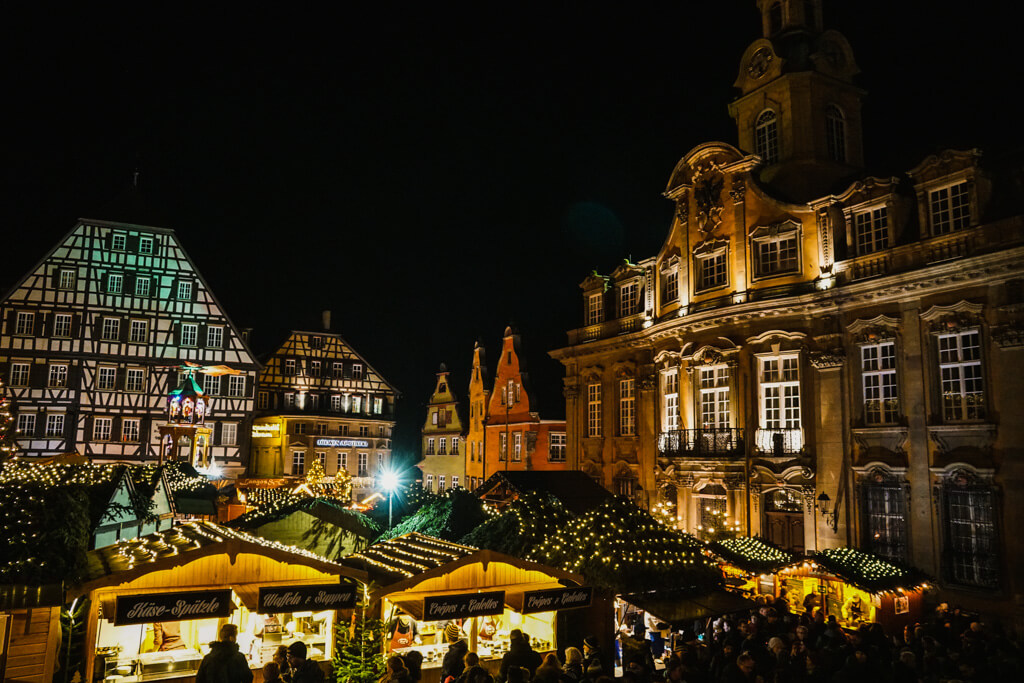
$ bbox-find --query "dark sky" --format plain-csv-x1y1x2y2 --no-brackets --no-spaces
4,3,1018,462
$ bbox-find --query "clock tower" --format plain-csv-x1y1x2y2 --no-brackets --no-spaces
728,0,866,200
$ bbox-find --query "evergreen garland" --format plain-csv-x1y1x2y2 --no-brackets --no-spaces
460,491,571,558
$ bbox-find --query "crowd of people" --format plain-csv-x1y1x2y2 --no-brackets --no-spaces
375,601,1021,683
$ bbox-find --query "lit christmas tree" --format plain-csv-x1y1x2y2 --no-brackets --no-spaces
333,590,385,683
0,373,21,463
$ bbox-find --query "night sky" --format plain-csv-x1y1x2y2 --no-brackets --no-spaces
4,3,1018,463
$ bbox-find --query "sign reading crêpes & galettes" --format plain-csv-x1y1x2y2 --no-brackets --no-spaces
423,591,505,621
115,589,234,625
521,587,593,614
258,583,357,613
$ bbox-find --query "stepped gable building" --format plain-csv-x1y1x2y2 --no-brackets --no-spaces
0,218,259,475
550,0,1024,621
417,363,466,493
248,311,398,500
481,327,567,483
464,341,491,491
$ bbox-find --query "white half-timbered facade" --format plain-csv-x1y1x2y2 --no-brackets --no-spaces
250,325,399,498
1,219,259,474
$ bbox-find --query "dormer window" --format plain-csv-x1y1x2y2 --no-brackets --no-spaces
751,223,800,278
825,105,846,163
755,110,779,163
929,181,971,235
854,205,889,255
618,281,640,317
662,267,679,304
696,249,728,292
587,292,604,325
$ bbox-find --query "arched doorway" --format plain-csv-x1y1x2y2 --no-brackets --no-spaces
764,488,805,553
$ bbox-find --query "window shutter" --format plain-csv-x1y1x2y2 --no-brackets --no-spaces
172,322,180,347
119,318,129,343
246,374,254,398
71,314,81,339
125,272,136,296
213,422,222,445
34,313,45,337
30,363,46,388
117,367,127,391
126,235,140,252
198,323,208,347
49,267,60,289
112,416,122,441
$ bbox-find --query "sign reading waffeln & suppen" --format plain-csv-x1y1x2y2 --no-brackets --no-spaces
521,587,593,614
422,591,505,621
115,589,234,625
258,583,357,613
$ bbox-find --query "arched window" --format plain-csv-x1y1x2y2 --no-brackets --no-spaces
825,104,846,162
754,109,779,164
769,2,783,33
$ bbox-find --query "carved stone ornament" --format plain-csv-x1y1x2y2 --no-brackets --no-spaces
562,384,580,401
729,177,746,204
817,209,833,273
919,300,985,333
638,367,657,391
693,164,725,236
801,485,817,514
992,323,1024,348
927,424,997,455
675,193,689,225
852,427,909,456
809,349,845,369
846,314,900,344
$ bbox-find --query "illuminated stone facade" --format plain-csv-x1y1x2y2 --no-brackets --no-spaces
417,364,466,493
551,0,1024,622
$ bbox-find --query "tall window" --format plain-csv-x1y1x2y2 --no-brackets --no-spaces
97,366,117,391
424,474,434,492
228,375,246,397
451,476,459,489
938,330,985,421
699,366,730,430
374,397,383,413
284,359,296,376
855,206,889,255
513,433,522,461
316,451,327,469
309,360,321,377
207,326,224,348
332,362,344,378
130,319,148,343
111,233,126,251
101,318,120,341
135,278,151,297
438,475,446,493
825,105,846,162
754,232,799,277
93,417,112,441
358,452,368,477
53,313,72,338
587,293,604,325
439,437,447,455
122,418,141,442
180,323,198,347
284,393,295,409
48,364,68,388
126,368,145,393
451,437,459,455
699,495,728,531
945,479,998,588
139,236,154,254
862,481,907,562
14,312,34,336
337,452,348,473
222,423,238,446
663,371,680,431
760,354,801,431
549,433,566,462
697,251,728,291
59,269,76,289
499,433,507,461
16,413,36,435
352,364,364,380
618,282,639,317
292,451,305,476
619,378,635,436
330,394,341,412
662,269,679,304
587,383,602,437
107,273,123,293
862,342,898,424
9,363,30,386
177,281,193,300
352,395,362,413
755,110,779,163
45,413,65,438
930,181,971,235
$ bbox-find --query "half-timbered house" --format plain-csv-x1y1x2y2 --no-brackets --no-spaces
0,219,259,475
249,315,399,499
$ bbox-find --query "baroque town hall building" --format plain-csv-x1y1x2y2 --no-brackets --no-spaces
1,219,259,475
552,0,1024,619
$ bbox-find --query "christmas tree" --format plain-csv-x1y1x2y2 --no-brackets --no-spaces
0,372,20,463
333,591,385,683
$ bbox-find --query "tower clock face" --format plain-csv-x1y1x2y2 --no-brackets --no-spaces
748,47,773,78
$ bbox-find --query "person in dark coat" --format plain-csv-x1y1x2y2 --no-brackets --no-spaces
580,637,604,680
196,624,254,683
441,623,469,682
286,641,324,683
499,630,543,682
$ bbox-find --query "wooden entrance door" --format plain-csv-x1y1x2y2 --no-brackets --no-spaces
764,488,806,553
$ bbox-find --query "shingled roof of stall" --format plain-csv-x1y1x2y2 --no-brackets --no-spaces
70,520,366,596
339,532,478,585
708,536,797,574
806,547,932,595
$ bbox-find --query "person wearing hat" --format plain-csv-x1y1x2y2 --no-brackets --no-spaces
498,629,541,682
580,636,603,678
286,641,324,683
440,622,468,683
196,624,254,683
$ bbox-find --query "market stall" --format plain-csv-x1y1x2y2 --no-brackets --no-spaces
340,532,596,683
706,537,797,601
776,547,930,632
68,521,367,683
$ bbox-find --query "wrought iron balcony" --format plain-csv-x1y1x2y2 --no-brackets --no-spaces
754,428,804,456
658,428,745,459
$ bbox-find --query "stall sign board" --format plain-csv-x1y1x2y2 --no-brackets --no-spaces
258,584,357,613
422,591,505,621
115,589,233,625
521,587,593,614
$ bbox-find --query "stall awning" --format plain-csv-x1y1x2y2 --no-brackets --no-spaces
622,590,755,627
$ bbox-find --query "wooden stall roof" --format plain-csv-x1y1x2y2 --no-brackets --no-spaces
708,537,796,574
0,583,64,610
69,520,367,598
801,547,931,595
340,532,584,600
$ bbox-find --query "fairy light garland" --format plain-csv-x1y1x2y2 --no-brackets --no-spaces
709,536,794,574
805,546,931,594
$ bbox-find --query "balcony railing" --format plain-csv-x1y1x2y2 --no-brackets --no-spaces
754,428,804,455
658,428,745,458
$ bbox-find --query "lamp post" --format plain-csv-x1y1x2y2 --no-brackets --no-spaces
816,492,836,533
380,469,400,530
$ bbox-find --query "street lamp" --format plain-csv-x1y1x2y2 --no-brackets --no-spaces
816,492,837,532
380,469,400,530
